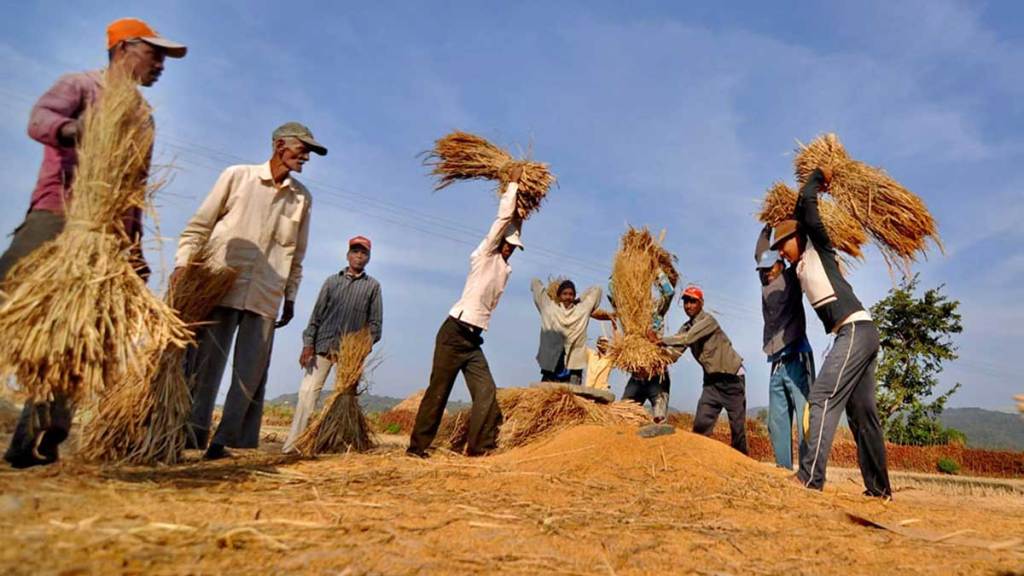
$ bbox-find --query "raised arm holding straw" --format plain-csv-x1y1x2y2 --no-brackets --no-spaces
772,167,892,498
408,167,525,458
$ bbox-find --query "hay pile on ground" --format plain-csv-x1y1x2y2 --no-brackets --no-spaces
758,181,868,260
80,247,237,464
446,387,648,452
0,67,191,407
606,227,679,378
794,133,941,271
293,329,377,455
425,131,555,220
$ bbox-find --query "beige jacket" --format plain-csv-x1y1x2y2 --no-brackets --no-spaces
175,162,312,319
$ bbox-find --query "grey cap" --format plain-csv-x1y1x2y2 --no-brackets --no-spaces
272,122,327,156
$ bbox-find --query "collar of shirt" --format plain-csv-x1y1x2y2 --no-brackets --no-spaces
342,267,366,279
257,161,297,191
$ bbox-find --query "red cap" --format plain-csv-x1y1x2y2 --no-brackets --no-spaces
349,235,372,251
682,285,704,301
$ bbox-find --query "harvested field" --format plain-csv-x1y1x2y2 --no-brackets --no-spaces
1,423,1023,575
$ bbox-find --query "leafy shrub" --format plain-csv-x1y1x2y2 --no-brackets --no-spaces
937,457,960,475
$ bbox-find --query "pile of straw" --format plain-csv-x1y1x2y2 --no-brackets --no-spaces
0,67,191,408
758,181,867,260
794,133,941,271
446,387,648,452
606,227,679,378
81,247,237,464
425,131,555,220
293,329,377,455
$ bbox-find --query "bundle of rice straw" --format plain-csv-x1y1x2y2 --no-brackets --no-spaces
293,329,377,455
606,227,679,379
425,131,555,220
0,67,191,408
758,181,867,260
446,387,648,452
794,133,942,272
81,246,238,464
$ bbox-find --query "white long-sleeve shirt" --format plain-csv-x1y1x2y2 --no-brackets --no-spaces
447,182,519,331
175,162,311,319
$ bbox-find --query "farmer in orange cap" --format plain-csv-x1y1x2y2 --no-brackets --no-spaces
658,285,749,454
283,236,383,453
2,18,186,469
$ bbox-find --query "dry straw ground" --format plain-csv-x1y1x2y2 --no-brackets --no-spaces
1,424,1022,575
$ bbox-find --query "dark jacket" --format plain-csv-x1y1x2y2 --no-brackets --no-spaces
793,169,865,333
662,310,744,383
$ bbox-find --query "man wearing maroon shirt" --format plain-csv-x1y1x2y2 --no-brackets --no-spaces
1,18,186,469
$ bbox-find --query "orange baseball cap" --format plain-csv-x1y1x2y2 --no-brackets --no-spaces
107,18,187,58
682,285,704,301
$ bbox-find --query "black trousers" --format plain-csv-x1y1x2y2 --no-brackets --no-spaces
409,317,502,455
2,211,69,466
692,374,748,454
798,321,890,495
622,372,671,421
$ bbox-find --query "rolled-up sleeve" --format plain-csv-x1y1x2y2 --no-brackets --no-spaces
27,74,84,147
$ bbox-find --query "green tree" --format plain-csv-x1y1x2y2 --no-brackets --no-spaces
870,275,964,445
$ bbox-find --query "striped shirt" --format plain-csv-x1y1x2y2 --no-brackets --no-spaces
302,268,382,356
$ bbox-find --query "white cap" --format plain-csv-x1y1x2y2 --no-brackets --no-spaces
503,225,524,251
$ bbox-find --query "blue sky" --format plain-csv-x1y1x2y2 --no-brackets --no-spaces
1,1,1021,411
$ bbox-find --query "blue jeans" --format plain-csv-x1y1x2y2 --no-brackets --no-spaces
768,354,813,470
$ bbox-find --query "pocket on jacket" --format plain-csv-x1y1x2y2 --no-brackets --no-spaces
274,216,300,246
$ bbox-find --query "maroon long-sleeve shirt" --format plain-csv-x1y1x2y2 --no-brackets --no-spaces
26,69,143,239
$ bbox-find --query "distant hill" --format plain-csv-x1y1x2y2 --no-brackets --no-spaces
748,405,1023,452
939,408,1024,451
268,391,470,413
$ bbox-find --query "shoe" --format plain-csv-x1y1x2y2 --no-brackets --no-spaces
863,490,893,502
405,448,430,459
203,443,232,461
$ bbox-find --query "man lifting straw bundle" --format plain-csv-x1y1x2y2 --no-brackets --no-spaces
607,227,679,423
0,66,191,468
409,131,553,457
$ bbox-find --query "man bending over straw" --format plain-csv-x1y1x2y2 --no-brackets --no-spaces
658,286,748,454
1,18,187,469
407,168,526,458
283,236,382,453
175,122,326,461
772,168,891,498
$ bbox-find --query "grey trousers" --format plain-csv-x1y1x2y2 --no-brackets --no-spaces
798,321,891,495
409,316,502,456
187,306,275,449
2,211,68,465
623,372,671,422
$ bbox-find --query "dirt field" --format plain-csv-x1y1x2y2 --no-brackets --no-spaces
2,423,1023,575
